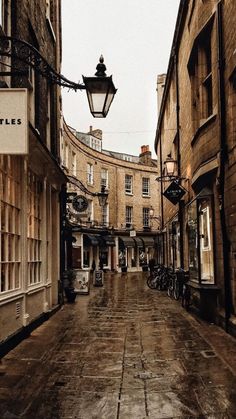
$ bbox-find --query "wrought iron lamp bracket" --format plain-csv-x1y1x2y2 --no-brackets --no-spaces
155,175,186,183
0,36,85,90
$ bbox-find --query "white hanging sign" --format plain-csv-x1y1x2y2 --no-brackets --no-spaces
0,88,28,154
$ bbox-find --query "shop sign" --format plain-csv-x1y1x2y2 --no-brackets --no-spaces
72,195,88,212
163,181,186,205
130,230,136,237
93,270,104,287
0,89,28,154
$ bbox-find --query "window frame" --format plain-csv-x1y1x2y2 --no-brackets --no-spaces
101,203,109,226
27,171,43,287
125,174,133,195
142,207,150,228
0,156,22,295
125,206,133,228
101,168,108,189
187,191,215,284
142,177,150,197
87,163,94,185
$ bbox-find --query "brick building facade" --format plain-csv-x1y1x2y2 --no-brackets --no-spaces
155,0,236,333
0,0,65,351
62,122,159,274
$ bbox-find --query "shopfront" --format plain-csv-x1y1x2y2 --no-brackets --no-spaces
187,188,218,321
167,215,181,270
187,189,215,284
118,236,135,271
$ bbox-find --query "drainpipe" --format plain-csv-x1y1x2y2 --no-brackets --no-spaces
159,131,165,265
217,1,232,332
175,52,184,269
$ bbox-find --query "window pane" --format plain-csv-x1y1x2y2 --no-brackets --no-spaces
125,175,132,194
0,156,21,294
188,201,198,281
199,198,214,283
142,178,150,196
143,208,150,227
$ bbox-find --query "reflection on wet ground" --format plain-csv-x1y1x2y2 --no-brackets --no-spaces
0,272,236,418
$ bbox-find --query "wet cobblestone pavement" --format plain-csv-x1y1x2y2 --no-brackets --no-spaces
1,272,236,418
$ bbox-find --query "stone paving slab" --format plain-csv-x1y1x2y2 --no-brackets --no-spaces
0,272,236,418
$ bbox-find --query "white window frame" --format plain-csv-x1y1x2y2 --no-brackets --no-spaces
126,206,133,227
142,178,150,196
125,174,133,195
101,168,108,189
143,207,150,228
27,171,42,287
0,156,21,295
87,163,94,185
102,204,109,226
72,151,77,176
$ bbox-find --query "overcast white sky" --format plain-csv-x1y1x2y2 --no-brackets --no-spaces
61,0,180,156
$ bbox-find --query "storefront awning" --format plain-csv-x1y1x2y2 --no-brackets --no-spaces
103,236,116,246
83,234,100,246
119,236,135,248
141,237,154,248
133,237,144,248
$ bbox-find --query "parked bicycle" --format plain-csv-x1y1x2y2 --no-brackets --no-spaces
147,264,191,309
146,265,163,290
167,270,179,299
147,265,174,291
168,268,191,309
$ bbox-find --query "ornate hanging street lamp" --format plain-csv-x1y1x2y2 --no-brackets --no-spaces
0,37,117,118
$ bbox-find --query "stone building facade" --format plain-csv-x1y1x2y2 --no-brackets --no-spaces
155,0,236,333
0,0,65,352
62,122,159,274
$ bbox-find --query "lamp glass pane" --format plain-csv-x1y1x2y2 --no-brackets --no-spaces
89,92,107,113
104,91,115,115
166,161,175,176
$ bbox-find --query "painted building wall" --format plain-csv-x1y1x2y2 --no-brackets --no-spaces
155,0,236,331
0,0,65,346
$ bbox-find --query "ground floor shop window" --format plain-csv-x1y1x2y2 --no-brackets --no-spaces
139,249,146,266
0,156,21,293
83,249,90,268
27,171,42,285
172,221,181,269
99,249,108,267
199,199,214,282
187,191,214,284
167,218,181,270
118,249,126,267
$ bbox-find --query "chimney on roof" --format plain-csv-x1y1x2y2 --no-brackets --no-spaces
87,127,103,141
139,145,152,166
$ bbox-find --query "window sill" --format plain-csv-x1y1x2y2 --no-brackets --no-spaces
125,192,133,196
142,195,150,198
0,291,24,306
188,280,219,291
191,113,217,147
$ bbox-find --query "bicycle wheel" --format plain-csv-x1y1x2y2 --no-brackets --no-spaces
167,281,173,298
147,276,156,289
182,284,191,310
173,279,180,300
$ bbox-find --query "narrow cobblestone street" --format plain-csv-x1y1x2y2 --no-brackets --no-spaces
1,272,236,418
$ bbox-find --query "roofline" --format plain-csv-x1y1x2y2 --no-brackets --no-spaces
154,0,189,154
